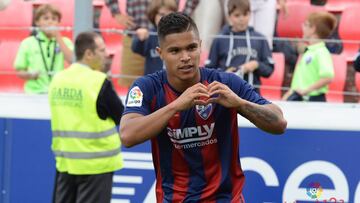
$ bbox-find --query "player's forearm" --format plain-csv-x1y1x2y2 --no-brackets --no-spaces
237,100,287,134
120,103,178,147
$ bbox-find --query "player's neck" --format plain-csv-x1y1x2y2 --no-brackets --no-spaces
168,70,201,93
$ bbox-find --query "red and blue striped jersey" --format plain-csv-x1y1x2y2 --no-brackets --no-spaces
124,68,270,202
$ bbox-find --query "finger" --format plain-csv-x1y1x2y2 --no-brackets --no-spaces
194,99,208,106
209,89,227,97
207,81,220,90
207,82,226,94
206,97,219,104
192,85,210,95
193,92,210,100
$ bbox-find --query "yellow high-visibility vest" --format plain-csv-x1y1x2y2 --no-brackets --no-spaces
49,63,123,175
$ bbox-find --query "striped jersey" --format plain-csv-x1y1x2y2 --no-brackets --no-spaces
123,68,270,202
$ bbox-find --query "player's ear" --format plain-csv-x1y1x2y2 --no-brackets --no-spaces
156,46,163,60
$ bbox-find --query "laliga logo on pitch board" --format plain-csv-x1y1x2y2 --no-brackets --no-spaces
127,86,143,107
306,182,323,199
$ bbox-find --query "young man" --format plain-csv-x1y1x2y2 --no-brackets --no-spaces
120,12,287,202
49,32,124,203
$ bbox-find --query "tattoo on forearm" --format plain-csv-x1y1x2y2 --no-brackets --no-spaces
241,103,279,124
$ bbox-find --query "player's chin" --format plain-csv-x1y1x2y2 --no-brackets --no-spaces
176,67,195,76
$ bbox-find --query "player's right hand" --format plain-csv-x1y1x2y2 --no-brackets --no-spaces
171,83,210,111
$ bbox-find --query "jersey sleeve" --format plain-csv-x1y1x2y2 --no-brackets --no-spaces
225,72,270,105
123,77,154,116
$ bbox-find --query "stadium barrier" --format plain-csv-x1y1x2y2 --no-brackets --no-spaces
0,93,359,202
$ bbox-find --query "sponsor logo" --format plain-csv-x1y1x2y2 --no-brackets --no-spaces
127,86,143,107
196,104,213,120
167,123,215,144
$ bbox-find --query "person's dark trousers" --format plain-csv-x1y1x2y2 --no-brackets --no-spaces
52,170,114,203
309,93,326,102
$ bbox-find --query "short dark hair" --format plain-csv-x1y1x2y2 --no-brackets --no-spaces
157,12,199,44
75,32,101,60
227,0,250,15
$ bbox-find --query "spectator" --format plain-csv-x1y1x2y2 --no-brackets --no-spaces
248,0,287,49
206,0,274,93
103,0,199,87
14,4,73,94
131,0,177,75
120,12,287,202
49,31,124,203
282,11,336,102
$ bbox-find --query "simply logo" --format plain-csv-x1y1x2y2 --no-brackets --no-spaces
306,182,323,199
126,86,143,107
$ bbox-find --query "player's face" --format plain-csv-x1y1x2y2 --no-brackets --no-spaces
157,30,202,83
228,9,250,32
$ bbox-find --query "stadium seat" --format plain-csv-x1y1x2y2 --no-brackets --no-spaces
0,0,33,41
260,52,285,100
99,5,125,55
276,2,324,38
325,0,360,13
338,5,360,62
326,54,347,103
0,41,25,92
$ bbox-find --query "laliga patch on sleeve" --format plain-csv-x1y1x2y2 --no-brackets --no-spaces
126,86,143,107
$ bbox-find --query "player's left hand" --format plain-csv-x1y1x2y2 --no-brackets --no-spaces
207,81,241,108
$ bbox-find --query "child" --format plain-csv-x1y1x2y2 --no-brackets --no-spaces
206,0,274,92
14,4,73,94
131,0,177,75
282,11,336,102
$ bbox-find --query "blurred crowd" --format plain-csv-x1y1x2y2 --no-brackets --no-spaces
1,0,360,102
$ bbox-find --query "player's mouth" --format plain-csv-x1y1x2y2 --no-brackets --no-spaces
178,65,194,73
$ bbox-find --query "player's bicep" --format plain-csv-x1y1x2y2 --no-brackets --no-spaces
121,113,144,126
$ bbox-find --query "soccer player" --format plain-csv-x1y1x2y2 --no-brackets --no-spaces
120,12,287,202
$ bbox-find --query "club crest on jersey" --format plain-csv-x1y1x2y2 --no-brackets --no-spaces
196,103,213,120
126,86,143,107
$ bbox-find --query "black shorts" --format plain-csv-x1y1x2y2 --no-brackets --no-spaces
52,170,114,203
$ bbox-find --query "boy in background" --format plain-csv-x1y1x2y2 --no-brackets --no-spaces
206,0,274,92
131,0,177,75
282,11,336,102
14,4,73,94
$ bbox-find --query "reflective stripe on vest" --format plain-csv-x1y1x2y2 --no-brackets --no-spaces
52,127,117,139
53,147,120,159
